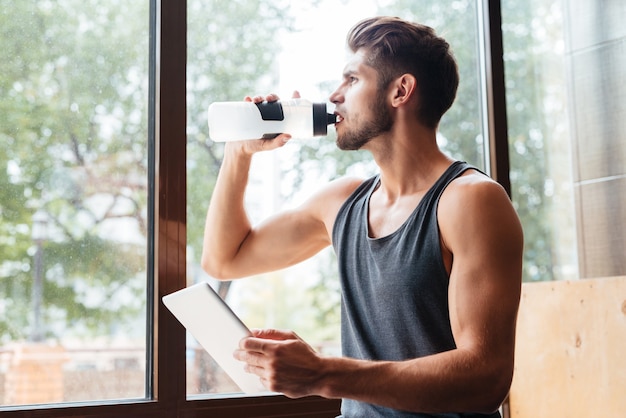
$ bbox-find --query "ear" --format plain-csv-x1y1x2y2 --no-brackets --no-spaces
389,74,417,108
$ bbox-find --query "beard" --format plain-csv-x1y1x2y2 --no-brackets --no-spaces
336,91,393,151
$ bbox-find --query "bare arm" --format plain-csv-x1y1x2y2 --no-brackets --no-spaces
236,174,523,413
201,95,362,279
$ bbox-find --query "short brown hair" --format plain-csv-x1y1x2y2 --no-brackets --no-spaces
347,16,459,128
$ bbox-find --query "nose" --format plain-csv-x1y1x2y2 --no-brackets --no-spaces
329,85,343,105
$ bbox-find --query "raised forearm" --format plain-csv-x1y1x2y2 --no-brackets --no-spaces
201,143,254,278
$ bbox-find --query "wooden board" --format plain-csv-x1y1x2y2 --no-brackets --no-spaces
508,277,626,417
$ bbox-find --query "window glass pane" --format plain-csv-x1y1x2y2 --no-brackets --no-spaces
503,0,626,282
186,0,482,396
0,0,150,405
501,0,578,282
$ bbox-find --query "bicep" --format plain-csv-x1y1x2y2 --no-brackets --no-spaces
234,208,330,276
223,177,363,278
442,180,523,356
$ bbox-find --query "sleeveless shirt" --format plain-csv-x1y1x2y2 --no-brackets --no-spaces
332,161,501,418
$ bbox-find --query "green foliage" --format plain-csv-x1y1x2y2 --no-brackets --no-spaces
291,0,484,184
0,0,293,342
186,0,293,260
0,0,149,341
501,0,563,281
0,0,568,345
292,0,563,283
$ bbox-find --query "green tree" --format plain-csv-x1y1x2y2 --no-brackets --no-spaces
293,0,484,186
278,0,487,327
291,0,563,283
185,0,293,271
501,0,567,282
1,0,297,342
0,0,150,341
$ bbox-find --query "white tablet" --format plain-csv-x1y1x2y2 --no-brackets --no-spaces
162,281,268,394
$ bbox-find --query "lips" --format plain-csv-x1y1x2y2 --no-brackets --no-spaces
334,113,344,123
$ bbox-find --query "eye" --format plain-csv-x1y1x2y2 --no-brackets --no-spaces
348,76,358,84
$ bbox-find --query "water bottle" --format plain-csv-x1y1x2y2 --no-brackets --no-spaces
207,98,337,142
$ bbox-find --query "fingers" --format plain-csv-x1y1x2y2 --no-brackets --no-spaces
244,91,302,103
234,331,321,398
243,93,281,103
238,336,279,354
251,328,299,340
236,329,299,356
239,336,266,353
225,131,291,155
233,346,263,367
238,93,298,147
256,133,292,151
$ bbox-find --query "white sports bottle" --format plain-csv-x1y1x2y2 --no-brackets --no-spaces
207,98,337,142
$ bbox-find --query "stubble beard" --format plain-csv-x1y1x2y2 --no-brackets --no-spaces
336,92,393,151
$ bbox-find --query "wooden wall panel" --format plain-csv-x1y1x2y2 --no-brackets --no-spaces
509,277,626,417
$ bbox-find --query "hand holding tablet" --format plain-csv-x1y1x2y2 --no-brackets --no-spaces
162,281,270,394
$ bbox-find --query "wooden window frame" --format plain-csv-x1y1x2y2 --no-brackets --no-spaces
0,0,508,416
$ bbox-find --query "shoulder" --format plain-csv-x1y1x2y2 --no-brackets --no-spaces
306,176,366,208
324,175,368,199
440,169,510,212
300,176,367,234
438,169,523,252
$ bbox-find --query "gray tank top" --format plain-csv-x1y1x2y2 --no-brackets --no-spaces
332,161,500,418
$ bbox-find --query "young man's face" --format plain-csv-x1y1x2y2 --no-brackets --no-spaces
329,49,393,151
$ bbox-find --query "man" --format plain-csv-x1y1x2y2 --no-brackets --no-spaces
202,16,523,418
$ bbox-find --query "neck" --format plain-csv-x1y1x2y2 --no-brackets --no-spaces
365,123,454,197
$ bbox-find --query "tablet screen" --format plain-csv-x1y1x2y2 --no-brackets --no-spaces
162,281,268,394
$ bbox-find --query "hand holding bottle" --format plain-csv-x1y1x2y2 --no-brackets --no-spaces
208,91,336,143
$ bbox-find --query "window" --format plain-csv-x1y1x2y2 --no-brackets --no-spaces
185,0,485,397
502,0,625,282
0,0,150,406
502,0,577,282
0,0,520,416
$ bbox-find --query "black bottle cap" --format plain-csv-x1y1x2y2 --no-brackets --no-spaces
313,103,336,136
